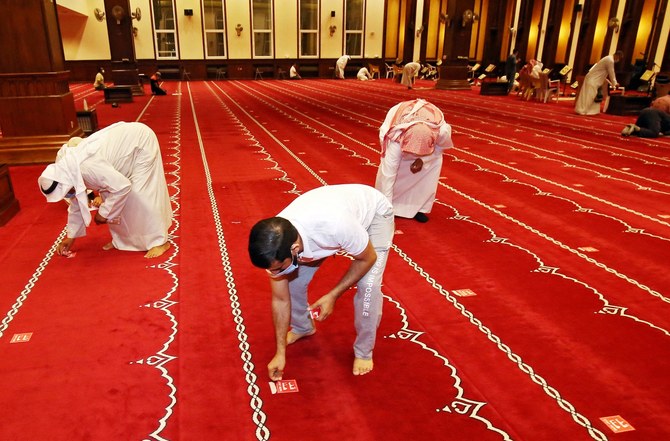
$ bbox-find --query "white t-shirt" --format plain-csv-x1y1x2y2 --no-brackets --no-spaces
278,184,391,261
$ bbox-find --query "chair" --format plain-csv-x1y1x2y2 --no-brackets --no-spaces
536,72,560,103
368,64,381,79
180,67,191,81
215,67,226,80
385,63,395,79
255,68,263,80
276,67,287,79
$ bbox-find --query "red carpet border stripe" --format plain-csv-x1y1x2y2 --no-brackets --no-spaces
188,82,270,440
388,245,609,440
381,294,511,439
138,94,182,441
443,149,670,243
435,182,670,315
439,152,670,304
207,82,300,195
0,229,66,340
456,131,670,193
456,128,670,195
230,81,380,167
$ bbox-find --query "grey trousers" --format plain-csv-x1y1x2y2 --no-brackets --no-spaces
288,208,394,359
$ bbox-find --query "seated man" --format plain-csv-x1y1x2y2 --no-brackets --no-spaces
621,107,670,138
93,67,106,90
150,71,167,95
289,63,302,79
357,67,373,81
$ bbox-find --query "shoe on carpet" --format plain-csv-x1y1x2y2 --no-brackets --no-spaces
414,212,429,223
621,124,634,136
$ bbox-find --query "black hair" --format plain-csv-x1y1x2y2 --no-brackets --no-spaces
248,217,298,268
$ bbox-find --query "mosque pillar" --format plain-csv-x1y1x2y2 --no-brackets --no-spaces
436,0,476,90
0,0,83,164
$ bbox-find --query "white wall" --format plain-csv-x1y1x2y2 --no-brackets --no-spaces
57,0,111,60
58,0,388,62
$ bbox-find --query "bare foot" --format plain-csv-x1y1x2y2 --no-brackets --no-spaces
102,242,115,251
144,242,171,258
353,358,373,376
286,329,316,345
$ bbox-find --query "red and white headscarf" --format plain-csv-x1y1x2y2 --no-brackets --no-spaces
381,99,445,157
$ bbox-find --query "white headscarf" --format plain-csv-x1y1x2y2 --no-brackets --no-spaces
38,136,100,225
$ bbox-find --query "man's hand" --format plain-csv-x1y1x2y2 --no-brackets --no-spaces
91,196,103,208
309,293,337,321
57,238,75,255
268,353,286,381
94,212,108,224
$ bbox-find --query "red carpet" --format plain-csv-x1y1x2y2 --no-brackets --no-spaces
1,78,668,440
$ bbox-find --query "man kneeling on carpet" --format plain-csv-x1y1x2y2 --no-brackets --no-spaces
248,184,394,379
38,122,173,259
375,99,453,223
621,107,670,138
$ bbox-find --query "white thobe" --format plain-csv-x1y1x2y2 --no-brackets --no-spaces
401,62,421,87
575,55,617,115
336,56,350,79
357,67,372,81
65,122,172,251
375,102,453,218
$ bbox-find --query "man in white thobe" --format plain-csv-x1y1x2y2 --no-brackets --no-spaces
335,55,351,79
375,99,453,223
401,62,421,89
575,52,622,115
38,122,172,258
357,67,373,81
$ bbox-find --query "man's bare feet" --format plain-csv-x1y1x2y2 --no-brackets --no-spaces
286,329,316,345
102,242,115,251
144,242,171,258
353,358,373,376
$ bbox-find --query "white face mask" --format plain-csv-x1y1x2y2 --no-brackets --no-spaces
267,253,298,278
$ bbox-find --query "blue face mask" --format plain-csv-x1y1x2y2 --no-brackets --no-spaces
65,187,76,199
267,253,298,278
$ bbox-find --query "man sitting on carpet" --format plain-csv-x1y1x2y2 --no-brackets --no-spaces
621,107,670,138
38,122,173,258
150,71,168,95
375,99,453,223
248,184,394,380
